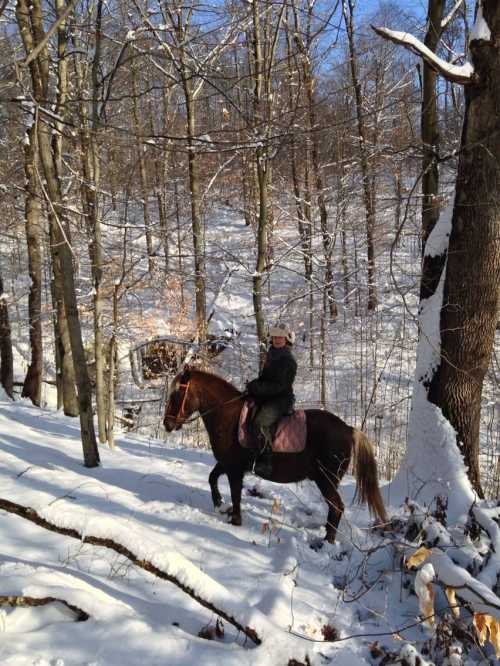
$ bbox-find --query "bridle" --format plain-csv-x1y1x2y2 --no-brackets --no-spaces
165,377,243,426
165,380,191,425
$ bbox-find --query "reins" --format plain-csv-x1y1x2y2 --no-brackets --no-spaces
165,379,243,425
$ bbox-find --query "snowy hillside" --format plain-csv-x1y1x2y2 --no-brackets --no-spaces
1,395,499,665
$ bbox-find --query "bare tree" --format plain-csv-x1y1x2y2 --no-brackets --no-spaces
16,0,100,467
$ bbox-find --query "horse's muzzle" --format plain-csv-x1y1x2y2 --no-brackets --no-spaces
163,418,175,432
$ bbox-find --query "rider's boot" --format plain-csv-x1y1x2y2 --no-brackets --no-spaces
254,426,273,478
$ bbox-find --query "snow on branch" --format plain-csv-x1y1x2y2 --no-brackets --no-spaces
371,26,474,85
441,0,464,30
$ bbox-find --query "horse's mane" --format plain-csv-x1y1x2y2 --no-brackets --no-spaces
189,368,241,397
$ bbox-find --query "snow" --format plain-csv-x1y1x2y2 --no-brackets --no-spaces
375,28,473,81
469,3,491,44
387,202,476,524
1,353,499,663
0,396,373,664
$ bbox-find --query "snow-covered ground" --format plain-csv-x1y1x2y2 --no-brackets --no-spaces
1,392,499,665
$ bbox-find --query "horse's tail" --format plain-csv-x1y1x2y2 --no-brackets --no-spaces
352,429,388,524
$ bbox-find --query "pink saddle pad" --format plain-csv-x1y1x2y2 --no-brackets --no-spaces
238,401,307,453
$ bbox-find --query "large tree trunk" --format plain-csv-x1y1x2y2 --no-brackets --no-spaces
21,122,43,406
375,1,500,500
427,1,500,496
72,0,107,444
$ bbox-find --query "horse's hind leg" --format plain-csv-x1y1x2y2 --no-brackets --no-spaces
209,462,224,509
315,475,344,543
227,467,244,526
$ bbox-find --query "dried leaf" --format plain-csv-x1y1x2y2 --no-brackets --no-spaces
474,614,500,658
489,617,500,659
405,546,432,570
445,587,460,618
473,613,488,645
261,522,269,534
271,498,281,514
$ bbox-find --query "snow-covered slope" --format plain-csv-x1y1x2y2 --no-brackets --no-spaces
1,394,498,665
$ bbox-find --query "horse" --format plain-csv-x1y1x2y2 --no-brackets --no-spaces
163,367,387,543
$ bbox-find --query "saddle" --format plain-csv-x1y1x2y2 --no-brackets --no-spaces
238,400,307,453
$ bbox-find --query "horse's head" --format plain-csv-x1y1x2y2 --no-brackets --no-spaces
163,366,198,432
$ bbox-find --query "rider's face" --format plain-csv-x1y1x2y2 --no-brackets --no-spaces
271,336,287,348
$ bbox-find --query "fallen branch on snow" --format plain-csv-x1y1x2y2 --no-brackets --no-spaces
0,595,89,621
0,496,261,646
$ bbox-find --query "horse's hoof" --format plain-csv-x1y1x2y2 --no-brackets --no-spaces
309,537,324,551
230,514,242,526
217,503,232,515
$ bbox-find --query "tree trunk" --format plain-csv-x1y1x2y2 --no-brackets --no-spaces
343,0,378,311
184,85,207,342
428,1,500,496
21,121,43,406
72,0,107,444
50,226,79,416
16,0,100,467
132,70,155,275
376,0,500,500
250,0,269,365
0,273,14,399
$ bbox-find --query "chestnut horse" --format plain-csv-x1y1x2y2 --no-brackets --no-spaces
163,367,387,543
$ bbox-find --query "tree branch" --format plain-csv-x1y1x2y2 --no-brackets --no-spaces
371,25,474,85
0,595,89,621
0,496,261,645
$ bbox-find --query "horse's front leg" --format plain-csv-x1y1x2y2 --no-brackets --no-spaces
208,462,224,509
227,467,245,526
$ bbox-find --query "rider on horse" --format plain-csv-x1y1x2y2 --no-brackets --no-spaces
246,323,297,477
